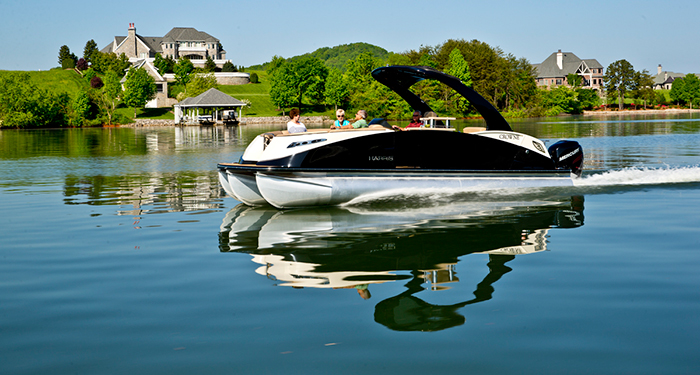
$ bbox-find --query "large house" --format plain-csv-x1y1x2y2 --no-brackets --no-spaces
653,64,685,90
533,50,604,90
101,24,228,67
102,24,248,108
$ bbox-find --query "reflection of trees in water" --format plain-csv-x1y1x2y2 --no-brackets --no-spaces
63,172,226,215
375,255,514,332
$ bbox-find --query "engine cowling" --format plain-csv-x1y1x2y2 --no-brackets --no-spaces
548,140,584,177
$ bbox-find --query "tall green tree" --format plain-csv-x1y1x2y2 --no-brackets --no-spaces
83,39,98,65
632,69,655,108
446,48,472,114
269,61,296,114
122,68,156,119
174,58,195,88
58,45,76,69
682,74,700,109
669,77,685,105
71,90,91,126
324,68,349,111
290,57,328,107
604,59,635,110
97,70,123,125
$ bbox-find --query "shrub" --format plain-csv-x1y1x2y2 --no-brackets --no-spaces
250,72,259,83
90,76,103,89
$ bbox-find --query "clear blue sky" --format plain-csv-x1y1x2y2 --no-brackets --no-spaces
2,0,697,74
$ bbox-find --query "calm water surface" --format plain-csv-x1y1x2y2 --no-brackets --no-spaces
2,115,700,374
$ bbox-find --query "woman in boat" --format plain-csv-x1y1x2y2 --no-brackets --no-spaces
331,109,368,130
287,108,307,133
332,109,350,129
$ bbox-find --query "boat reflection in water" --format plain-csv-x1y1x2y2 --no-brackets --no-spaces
219,195,584,331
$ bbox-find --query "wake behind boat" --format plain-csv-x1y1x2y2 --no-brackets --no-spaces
218,66,584,208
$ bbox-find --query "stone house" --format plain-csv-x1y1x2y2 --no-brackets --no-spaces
101,23,228,68
533,50,604,90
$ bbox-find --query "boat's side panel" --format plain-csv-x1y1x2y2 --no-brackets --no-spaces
256,173,333,208
255,170,573,208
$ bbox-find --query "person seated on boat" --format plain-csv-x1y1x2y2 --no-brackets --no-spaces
332,109,368,129
331,109,350,129
392,111,423,131
287,108,307,133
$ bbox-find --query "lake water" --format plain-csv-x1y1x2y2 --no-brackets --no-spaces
2,115,700,374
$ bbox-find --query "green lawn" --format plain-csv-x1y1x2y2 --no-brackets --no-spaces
217,70,335,118
1,68,90,98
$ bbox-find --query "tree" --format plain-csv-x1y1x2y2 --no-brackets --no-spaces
0,72,68,128
632,69,655,109
446,48,473,114
174,58,195,87
540,86,580,115
324,68,349,111
71,90,91,126
682,74,700,109
566,73,583,88
90,75,104,89
122,68,156,119
83,39,98,65
186,73,218,97
222,61,237,72
58,45,76,69
269,61,296,114
92,52,130,75
669,77,685,105
266,55,286,75
76,58,88,71
604,59,635,110
97,70,122,125
153,53,175,74
204,57,217,72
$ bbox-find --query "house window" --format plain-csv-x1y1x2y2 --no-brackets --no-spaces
556,79,562,85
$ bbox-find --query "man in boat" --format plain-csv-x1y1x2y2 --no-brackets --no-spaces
331,110,368,129
393,111,423,131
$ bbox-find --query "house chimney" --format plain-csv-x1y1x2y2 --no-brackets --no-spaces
127,23,137,58
556,49,563,70
658,64,662,75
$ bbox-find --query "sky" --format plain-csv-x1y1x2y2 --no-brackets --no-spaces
1,0,698,75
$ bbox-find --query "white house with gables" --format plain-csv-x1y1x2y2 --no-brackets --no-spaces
533,50,604,90
101,23,229,68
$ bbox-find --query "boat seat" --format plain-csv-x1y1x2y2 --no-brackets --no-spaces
463,127,486,133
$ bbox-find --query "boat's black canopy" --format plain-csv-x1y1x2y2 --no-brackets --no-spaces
372,65,512,131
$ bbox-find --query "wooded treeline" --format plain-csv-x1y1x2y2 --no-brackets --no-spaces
268,39,607,119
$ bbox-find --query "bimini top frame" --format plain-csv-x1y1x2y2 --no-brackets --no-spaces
371,65,512,132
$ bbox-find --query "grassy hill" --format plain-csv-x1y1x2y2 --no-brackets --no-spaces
0,68,90,99
2,67,334,121
248,42,389,72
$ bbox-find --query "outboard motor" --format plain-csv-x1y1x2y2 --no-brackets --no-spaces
548,140,584,177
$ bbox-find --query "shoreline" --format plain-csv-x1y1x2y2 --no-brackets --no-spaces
116,109,700,127
582,108,700,116
121,116,332,127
